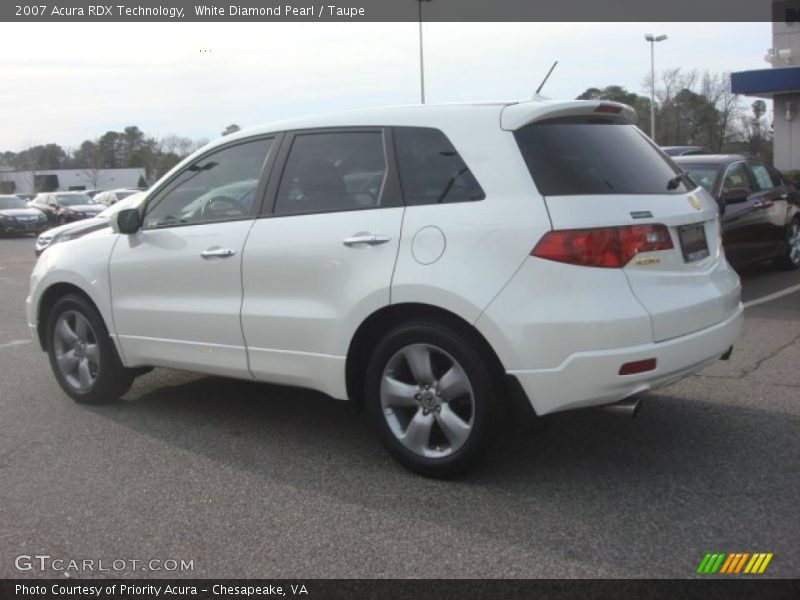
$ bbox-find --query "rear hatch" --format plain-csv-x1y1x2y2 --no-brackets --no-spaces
505,101,740,342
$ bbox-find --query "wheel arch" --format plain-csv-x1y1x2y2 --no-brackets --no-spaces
36,282,104,351
345,302,510,413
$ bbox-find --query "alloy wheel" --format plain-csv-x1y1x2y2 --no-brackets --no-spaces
52,310,100,392
380,343,475,459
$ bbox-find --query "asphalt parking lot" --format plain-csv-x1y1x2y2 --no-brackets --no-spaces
0,234,798,579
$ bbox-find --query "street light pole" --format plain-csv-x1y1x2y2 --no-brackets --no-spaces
416,0,432,104
644,33,667,143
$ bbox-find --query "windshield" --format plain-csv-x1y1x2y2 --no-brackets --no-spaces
97,192,145,218
0,196,27,209
514,117,693,196
678,164,721,193
56,194,94,206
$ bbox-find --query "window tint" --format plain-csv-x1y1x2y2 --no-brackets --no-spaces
748,162,775,192
144,138,273,229
274,131,386,215
514,118,691,196
722,163,752,194
393,127,484,205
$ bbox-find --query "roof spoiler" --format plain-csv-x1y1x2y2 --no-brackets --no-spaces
500,100,637,131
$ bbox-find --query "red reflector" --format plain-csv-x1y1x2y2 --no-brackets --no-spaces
595,103,622,114
531,224,673,268
618,359,657,375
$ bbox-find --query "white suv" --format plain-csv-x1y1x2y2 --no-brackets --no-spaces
26,100,743,476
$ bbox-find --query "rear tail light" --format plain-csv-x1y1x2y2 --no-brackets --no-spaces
532,224,673,268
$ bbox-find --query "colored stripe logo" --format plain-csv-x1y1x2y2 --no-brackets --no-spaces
696,552,773,574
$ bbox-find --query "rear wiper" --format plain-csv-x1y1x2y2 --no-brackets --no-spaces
667,174,685,190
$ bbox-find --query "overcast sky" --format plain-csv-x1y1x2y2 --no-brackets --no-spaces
0,21,770,152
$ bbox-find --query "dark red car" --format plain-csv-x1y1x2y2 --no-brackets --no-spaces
675,154,800,270
29,192,105,227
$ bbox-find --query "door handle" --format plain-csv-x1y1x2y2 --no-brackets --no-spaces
343,234,391,246
780,192,789,200
201,248,236,258
752,200,773,210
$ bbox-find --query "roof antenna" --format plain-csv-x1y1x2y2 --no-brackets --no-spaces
533,60,558,98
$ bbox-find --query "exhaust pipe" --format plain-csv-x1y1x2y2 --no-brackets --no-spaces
601,397,642,418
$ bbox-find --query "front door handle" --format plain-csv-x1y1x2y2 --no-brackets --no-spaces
201,248,236,259
343,234,391,246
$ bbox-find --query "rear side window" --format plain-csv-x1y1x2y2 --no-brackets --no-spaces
274,131,387,215
514,118,692,196
393,127,484,205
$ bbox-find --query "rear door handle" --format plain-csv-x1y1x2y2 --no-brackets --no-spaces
343,234,391,246
201,248,236,259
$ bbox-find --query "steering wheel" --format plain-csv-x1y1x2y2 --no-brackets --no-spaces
200,196,244,220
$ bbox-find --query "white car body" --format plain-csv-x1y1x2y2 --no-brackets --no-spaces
27,100,742,424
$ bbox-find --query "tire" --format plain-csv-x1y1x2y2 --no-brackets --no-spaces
365,320,501,478
775,219,800,270
45,294,134,404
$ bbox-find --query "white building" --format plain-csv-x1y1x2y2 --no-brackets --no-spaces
0,168,146,194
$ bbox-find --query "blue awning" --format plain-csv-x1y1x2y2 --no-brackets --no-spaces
732,67,800,98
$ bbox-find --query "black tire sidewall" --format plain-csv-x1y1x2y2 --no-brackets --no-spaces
365,320,499,478
45,294,131,404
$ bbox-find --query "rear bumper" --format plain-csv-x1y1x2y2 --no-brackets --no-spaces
509,304,744,416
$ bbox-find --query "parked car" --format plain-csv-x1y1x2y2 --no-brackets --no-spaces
93,188,140,206
26,101,743,477
674,155,800,269
0,194,48,235
29,192,105,226
34,192,145,256
662,145,709,156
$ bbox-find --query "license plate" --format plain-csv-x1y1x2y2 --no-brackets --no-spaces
678,223,709,262
25,224,35,230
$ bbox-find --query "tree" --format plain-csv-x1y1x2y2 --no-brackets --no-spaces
648,68,740,151
74,140,104,189
221,124,241,136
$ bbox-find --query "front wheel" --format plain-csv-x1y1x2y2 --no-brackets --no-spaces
775,219,800,270
46,294,134,404
365,321,501,478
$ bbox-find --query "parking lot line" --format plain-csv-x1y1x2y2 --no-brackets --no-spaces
744,282,800,309
0,339,30,349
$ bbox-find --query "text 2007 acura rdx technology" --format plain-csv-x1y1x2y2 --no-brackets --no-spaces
26,100,743,477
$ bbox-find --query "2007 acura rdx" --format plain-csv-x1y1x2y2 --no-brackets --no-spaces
26,100,743,476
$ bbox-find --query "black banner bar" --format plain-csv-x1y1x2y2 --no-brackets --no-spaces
0,0,785,22
2,579,800,600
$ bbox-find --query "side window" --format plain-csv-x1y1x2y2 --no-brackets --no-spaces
766,166,784,189
144,138,273,229
393,127,485,205
748,162,776,192
47,195,57,206
722,163,752,194
274,131,387,215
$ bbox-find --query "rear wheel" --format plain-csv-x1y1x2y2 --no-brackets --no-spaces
365,320,501,478
775,219,800,270
46,294,134,404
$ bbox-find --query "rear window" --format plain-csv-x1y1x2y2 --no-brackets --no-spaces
514,118,692,196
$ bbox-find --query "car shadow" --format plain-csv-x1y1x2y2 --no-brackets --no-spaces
87,371,799,576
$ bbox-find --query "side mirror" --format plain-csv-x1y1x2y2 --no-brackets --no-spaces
110,208,142,234
722,187,750,205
